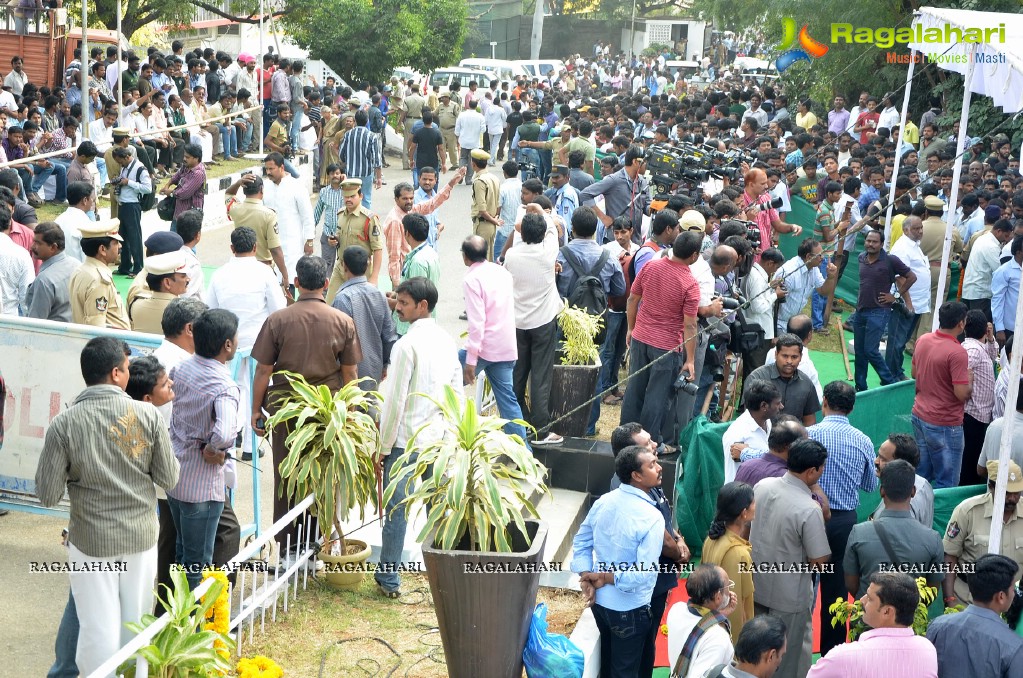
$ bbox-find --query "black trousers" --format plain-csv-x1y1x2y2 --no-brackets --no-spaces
819,508,857,655
961,412,989,486
116,203,144,275
963,298,993,324
621,339,682,447
512,317,559,434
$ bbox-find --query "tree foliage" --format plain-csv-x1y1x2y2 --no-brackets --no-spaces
281,0,468,85
68,0,283,42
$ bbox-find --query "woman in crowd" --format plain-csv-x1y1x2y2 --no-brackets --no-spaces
701,481,756,643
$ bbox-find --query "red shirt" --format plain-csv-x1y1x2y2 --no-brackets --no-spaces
856,111,880,144
740,190,777,263
911,331,969,426
630,256,700,351
9,219,39,274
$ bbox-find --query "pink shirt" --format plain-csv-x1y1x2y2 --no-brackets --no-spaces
462,261,517,366
807,627,938,678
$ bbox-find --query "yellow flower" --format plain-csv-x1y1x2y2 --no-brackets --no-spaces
237,655,284,678
660,623,669,636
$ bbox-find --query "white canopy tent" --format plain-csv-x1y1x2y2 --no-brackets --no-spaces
902,8,1023,553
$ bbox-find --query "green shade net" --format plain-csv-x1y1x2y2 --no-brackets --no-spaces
779,196,961,306
674,381,984,561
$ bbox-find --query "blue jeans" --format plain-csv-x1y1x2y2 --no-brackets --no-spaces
811,256,829,330
47,591,78,678
458,350,530,444
32,161,67,201
376,446,415,593
215,123,237,158
166,497,224,589
886,310,920,380
283,157,300,178
913,414,965,489
518,148,540,181
588,311,628,434
591,604,652,678
289,107,303,149
358,175,374,210
494,229,511,261
853,307,896,391
238,121,253,151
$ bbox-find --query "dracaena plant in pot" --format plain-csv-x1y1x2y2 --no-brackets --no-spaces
550,302,604,437
385,384,551,678
265,371,380,589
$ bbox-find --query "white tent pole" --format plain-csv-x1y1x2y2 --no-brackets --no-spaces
932,43,977,332
884,50,916,249
987,141,1023,553
258,0,265,156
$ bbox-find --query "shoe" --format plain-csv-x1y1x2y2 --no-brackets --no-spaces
377,583,401,599
842,321,853,332
27,193,44,207
0,508,8,516
602,394,623,405
459,311,468,320
532,433,564,447
241,449,266,461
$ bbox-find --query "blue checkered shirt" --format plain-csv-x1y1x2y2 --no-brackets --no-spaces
808,414,878,511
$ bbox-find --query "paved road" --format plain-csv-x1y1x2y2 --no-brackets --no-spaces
1,137,489,675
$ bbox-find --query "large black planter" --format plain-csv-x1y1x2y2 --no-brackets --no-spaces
550,363,601,437
421,519,548,678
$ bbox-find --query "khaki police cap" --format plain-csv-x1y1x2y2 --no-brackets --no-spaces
112,127,132,138
79,219,123,241
987,460,1023,492
439,91,451,99
143,251,187,276
341,178,364,197
923,195,945,211
470,149,490,161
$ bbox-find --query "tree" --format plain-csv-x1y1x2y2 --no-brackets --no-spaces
281,0,467,85
68,0,286,43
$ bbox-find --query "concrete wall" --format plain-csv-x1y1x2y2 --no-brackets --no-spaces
517,16,630,60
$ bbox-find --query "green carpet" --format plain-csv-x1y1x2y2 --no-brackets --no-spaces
809,327,912,392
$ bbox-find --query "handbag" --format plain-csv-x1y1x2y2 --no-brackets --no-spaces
156,194,176,221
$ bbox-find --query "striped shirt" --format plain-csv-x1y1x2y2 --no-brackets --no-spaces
378,318,464,451
35,385,180,557
808,414,878,511
331,276,398,387
167,355,240,504
337,126,382,178
962,337,999,424
314,185,346,237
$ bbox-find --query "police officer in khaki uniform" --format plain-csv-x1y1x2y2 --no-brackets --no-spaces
401,84,426,171
129,251,190,334
69,221,130,330
125,231,185,309
436,91,462,171
470,149,501,261
326,178,383,303
226,174,289,282
943,460,1023,605
915,194,964,344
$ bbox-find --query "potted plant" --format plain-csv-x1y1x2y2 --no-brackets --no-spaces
829,578,940,640
550,303,604,437
265,371,380,589
386,385,551,678
118,567,235,678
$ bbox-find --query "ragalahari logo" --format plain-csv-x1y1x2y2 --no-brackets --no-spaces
776,18,829,72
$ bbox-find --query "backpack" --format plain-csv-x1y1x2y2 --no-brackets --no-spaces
627,239,662,281
561,246,609,345
135,164,157,212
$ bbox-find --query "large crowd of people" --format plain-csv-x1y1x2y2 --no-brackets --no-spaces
2,27,1023,678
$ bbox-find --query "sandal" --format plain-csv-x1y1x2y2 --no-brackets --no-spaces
656,444,678,457
602,394,623,405
532,433,564,447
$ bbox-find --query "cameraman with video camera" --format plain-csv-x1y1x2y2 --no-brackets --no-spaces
739,168,802,260
580,146,651,245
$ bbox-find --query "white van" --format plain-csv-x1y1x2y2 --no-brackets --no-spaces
392,67,425,85
458,58,530,84
428,67,492,94
515,60,566,81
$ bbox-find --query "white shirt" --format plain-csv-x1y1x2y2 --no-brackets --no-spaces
179,246,205,301
0,89,17,113
878,106,900,132
153,339,191,426
0,232,34,315
54,207,90,262
206,257,288,349
744,263,779,340
377,318,464,450
722,409,771,483
484,101,507,135
961,232,1002,299
262,175,315,276
834,193,862,251
847,105,863,135
770,181,791,214
766,346,824,402
890,235,931,313
955,207,985,243
88,118,115,153
454,110,485,149
689,254,715,305
503,219,562,330
603,239,638,259
773,257,825,333
666,603,735,678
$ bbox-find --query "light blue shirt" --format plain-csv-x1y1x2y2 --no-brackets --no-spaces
116,159,152,204
414,186,441,249
991,258,1020,333
571,483,664,611
808,414,878,511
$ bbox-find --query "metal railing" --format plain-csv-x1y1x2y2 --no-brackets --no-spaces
86,493,319,678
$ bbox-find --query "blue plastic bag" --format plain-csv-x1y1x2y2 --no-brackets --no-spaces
523,602,585,678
